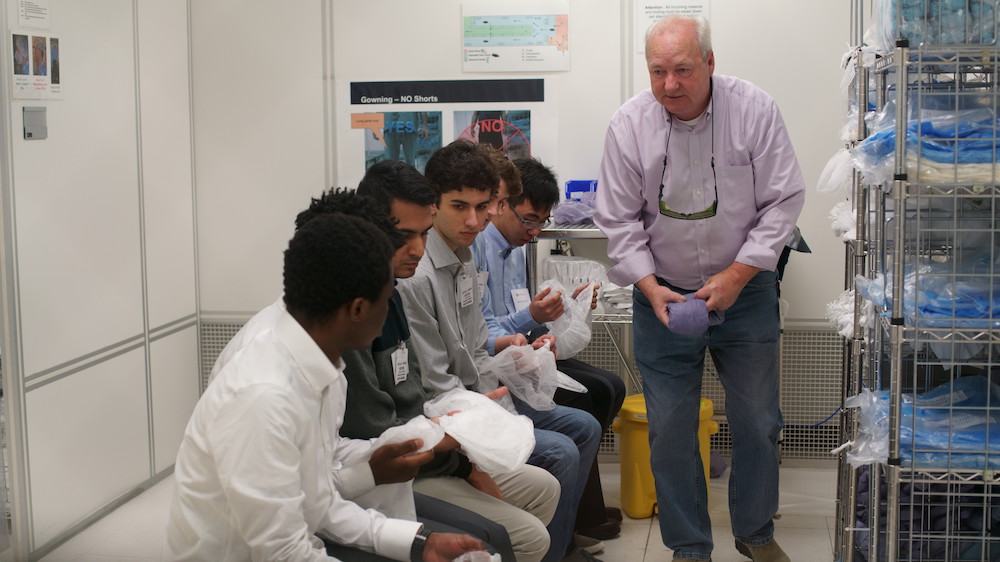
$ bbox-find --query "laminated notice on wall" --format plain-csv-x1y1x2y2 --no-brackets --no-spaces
634,1,711,53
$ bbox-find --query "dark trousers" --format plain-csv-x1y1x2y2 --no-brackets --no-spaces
554,357,627,529
322,493,511,561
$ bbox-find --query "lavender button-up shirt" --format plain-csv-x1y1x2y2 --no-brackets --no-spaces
595,74,805,291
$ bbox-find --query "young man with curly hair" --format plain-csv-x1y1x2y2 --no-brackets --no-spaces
166,211,485,561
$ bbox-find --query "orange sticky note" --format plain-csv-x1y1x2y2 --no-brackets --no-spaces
352,113,385,145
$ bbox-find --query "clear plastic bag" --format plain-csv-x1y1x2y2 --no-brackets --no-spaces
854,105,1000,185
868,0,997,54
539,278,594,360
817,148,854,194
371,415,445,454
423,389,536,473
542,256,608,290
453,551,501,562
552,192,596,225
843,388,890,467
843,376,1000,469
488,343,558,411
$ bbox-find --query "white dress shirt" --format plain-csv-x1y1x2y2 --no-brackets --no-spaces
208,298,413,515
165,309,420,561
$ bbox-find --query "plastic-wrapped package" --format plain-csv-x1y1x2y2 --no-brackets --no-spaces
868,0,998,54
488,343,558,411
371,415,445,454
552,192,597,225
857,257,1000,331
855,273,888,309
854,107,1000,185
844,388,891,467
539,278,594,359
844,376,1000,469
424,389,536,473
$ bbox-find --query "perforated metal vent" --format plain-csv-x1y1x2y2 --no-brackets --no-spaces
200,322,843,460
200,322,242,390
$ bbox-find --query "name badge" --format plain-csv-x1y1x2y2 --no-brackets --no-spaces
391,343,409,384
477,271,489,300
511,288,531,312
458,274,474,308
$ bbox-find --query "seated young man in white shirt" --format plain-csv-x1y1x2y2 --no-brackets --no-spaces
165,211,485,561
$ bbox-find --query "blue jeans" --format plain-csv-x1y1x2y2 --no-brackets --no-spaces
515,399,602,562
633,271,783,560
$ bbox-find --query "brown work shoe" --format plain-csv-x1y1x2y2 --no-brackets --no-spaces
735,540,790,562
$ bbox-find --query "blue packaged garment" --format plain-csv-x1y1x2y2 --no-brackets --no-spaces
857,110,1000,165
849,376,1000,469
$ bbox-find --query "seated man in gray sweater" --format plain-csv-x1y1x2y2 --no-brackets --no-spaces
341,159,559,562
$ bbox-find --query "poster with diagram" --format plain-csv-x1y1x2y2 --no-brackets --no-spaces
462,1,570,72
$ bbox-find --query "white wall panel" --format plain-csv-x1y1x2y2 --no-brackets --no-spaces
26,349,149,547
707,1,848,326
192,0,327,314
12,0,143,376
150,326,198,473
137,0,197,328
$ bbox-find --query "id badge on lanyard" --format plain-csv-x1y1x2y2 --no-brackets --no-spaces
391,342,409,384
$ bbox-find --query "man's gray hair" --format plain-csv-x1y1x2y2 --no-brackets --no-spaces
644,15,712,61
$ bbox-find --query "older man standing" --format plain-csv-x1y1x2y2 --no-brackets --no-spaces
594,15,805,562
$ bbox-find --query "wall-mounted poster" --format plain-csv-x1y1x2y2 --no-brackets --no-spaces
462,1,570,72
453,110,531,161
338,78,555,189
11,31,61,99
355,111,443,173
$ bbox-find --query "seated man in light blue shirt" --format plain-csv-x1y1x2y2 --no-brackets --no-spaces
397,140,603,562
472,157,626,542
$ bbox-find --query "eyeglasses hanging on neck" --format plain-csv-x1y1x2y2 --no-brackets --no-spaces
657,94,717,220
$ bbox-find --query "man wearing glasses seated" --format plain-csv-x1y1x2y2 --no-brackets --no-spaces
594,14,805,562
472,157,628,550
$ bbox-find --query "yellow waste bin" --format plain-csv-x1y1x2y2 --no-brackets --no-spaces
611,394,718,519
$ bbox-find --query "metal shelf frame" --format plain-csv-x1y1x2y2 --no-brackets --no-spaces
837,12,1000,559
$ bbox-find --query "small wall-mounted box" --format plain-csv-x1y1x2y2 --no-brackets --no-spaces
23,106,47,140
